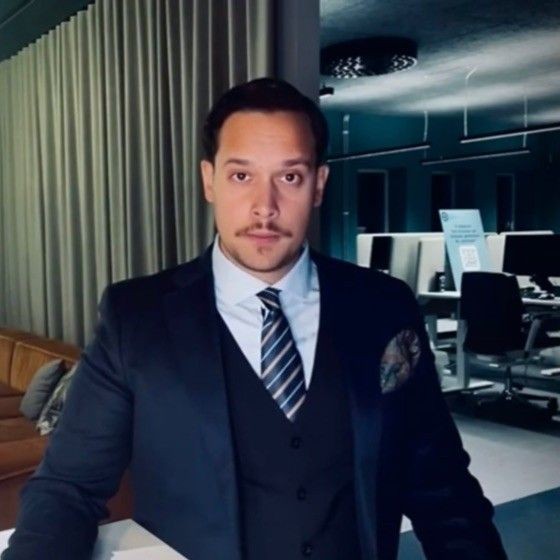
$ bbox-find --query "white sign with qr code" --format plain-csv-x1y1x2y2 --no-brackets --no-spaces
459,245,481,271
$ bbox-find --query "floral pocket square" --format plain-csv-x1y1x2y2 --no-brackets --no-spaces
380,329,421,394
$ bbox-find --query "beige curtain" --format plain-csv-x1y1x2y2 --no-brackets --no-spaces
0,0,273,346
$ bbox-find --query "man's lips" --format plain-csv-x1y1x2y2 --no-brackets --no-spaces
238,226,291,239
245,232,280,238
244,232,282,243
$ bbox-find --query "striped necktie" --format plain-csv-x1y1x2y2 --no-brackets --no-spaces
257,287,306,422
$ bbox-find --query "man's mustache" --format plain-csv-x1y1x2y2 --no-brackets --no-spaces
236,224,293,238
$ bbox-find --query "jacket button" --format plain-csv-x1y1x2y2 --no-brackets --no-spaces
301,542,313,556
291,436,302,449
297,487,307,500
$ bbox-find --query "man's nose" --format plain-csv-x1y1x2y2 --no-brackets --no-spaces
252,181,279,220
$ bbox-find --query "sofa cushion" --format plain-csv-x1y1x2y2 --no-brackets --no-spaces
0,329,39,385
36,364,78,436
19,359,65,421
0,338,15,386
9,339,80,392
0,437,48,480
0,382,23,398
0,417,38,443
0,396,23,420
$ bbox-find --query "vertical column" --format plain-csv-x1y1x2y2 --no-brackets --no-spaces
274,0,322,248
274,0,320,101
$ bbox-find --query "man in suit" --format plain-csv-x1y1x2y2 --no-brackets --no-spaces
4,78,507,560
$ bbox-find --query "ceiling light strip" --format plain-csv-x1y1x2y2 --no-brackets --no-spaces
461,123,560,144
328,143,430,163
421,148,530,166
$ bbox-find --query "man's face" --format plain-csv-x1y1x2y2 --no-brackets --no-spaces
201,110,329,284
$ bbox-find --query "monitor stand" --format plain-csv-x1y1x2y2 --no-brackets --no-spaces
443,251,456,291
530,274,557,296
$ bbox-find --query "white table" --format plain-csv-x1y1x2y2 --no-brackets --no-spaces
418,290,560,392
0,519,187,559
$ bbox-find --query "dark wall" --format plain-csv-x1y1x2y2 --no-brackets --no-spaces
0,0,93,62
321,108,560,260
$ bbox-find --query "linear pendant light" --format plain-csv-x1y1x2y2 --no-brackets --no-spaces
327,143,430,163
421,148,530,166
461,122,560,144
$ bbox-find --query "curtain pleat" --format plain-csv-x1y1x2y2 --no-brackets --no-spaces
0,0,273,345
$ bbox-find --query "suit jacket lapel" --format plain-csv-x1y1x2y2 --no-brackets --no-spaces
163,248,241,560
313,252,382,560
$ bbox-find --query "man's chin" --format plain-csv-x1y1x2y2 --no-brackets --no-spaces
230,250,300,279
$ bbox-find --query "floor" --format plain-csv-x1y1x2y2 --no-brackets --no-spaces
398,409,560,559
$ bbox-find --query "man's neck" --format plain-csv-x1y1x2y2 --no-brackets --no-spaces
217,238,304,285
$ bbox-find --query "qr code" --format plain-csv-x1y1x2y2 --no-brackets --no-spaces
459,245,480,271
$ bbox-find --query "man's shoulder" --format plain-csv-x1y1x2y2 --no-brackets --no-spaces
312,250,416,309
103,255,206,306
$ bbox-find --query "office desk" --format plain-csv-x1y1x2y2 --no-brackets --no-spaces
418,290,560,392
0,519,187,559
419,290,560,307
418,290,482,393
522,296,560,309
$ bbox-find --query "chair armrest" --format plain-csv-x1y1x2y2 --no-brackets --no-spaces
524,314,560,352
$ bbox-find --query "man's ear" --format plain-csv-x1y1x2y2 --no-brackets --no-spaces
200,160,215,203
313,165,329,207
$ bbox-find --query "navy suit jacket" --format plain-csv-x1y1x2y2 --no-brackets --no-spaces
3,248,507,560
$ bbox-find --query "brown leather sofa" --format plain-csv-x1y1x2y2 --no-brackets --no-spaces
0,327,132,530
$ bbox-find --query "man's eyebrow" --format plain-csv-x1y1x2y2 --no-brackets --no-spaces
282,158,312,168
222,158,313,167
223,158,251,166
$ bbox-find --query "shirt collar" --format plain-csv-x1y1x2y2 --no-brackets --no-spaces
212,235,314,306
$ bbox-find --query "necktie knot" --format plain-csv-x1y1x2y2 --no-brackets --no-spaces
257,287,281,314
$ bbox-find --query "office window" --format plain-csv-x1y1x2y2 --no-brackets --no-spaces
496,173,516,232
430,172,455,231
357,170,388,233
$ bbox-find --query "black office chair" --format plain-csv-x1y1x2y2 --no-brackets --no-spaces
460,271,558,420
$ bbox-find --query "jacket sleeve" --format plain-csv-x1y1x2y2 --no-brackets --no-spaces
2,287,133,560
398,288,508,560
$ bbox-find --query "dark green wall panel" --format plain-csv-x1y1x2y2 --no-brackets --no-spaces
321,106,560,258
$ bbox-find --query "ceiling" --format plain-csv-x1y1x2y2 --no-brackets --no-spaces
2,0,559,127
320,0,560,124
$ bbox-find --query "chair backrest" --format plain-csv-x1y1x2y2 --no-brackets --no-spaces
461,272,524,355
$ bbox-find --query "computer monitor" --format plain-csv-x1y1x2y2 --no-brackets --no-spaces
503,234,560,292
369,236,392,271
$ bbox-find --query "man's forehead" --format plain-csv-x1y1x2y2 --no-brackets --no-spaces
215,110,316,157
222,156,313,168
223,108,310,124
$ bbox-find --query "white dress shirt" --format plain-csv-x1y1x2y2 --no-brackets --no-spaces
212,236,320,389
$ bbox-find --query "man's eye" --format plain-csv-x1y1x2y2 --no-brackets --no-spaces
232,172,249,182
282,172,301,184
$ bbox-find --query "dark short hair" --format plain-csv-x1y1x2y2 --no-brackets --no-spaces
202,78,329,166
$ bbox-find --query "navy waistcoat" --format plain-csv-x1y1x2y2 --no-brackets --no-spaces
219,315,361,560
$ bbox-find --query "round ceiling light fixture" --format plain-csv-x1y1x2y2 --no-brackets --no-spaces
321,37,418,78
